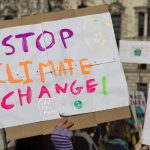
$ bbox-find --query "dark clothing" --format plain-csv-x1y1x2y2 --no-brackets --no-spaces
51,128,73,150
105,138,129,150
105,143,127,150
15,135,54,150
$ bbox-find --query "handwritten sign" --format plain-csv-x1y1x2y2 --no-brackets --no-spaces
129,91,146,133
142,87,150,145
119,40,150,64
129,91,138,128
0,12,129,128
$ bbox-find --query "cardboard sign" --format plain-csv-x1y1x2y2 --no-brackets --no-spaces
119,40,150,64
142,87,150,145
129,91,146,133
0,5,130,140
129,91,138,128
134,91,146,127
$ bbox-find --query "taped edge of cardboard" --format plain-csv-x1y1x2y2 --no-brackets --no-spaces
5,106,130,140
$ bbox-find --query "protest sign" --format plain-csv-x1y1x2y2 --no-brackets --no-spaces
0,5,130,139
129,91,138,128
142,87,150,145
134,91,146,127
119,40,150,64
129,91,146,134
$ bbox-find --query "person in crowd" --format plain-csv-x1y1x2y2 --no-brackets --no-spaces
14,118,97,150
73,129,97,150
105,120,131,150
51,118,98,150
135,142,149,150
15,134,55,150
14,118,74,150
50,118,74,150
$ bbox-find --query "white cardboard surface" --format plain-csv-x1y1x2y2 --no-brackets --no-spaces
0,12,129,128
119,40,150,64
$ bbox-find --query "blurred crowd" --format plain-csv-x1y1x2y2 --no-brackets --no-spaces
13,118,149,150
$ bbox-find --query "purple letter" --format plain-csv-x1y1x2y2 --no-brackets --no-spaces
60,29,74,49
2,35,15,55
36,31,55,51
15,32,35,52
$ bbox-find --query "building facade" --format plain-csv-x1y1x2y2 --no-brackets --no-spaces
0,0,150,97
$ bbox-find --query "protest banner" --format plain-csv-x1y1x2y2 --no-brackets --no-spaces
129,91,146,137
142,87,150,145
119,40,150,64
0,5,130,140
129,91,138,128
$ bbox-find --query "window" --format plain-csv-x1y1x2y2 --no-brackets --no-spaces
4,16,13,20
78,2,87,8
111,14,121,46
111,14,121,38
138,12,145,36
137,83,148,99
139,64,147,70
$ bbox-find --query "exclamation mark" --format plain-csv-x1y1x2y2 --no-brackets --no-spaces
102,76,107,96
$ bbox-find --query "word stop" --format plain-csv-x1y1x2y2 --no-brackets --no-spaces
1,28,74,55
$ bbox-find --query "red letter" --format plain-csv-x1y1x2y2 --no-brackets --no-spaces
138,100,141,105
2,35,15,55
86,79,98,93
60,29,73,48
36,31,55,51
55,83,68,94
1,91,14,110
18,86,32,106
70,80,83,95
142,101,146,106
15,32,35,52
38,85,51,99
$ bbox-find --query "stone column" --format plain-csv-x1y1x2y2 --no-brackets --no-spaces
144,11,148,37
62,0,81,9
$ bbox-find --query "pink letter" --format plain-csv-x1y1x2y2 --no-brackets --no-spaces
2,35,15,55
55,83,68,94
86,79,98,93
18,86,32,106
70,80,83,95
36,31,55,51
142,101,146,106
38,85,51,99
1,91,14,110
15,32,35,52
60,29,73,48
